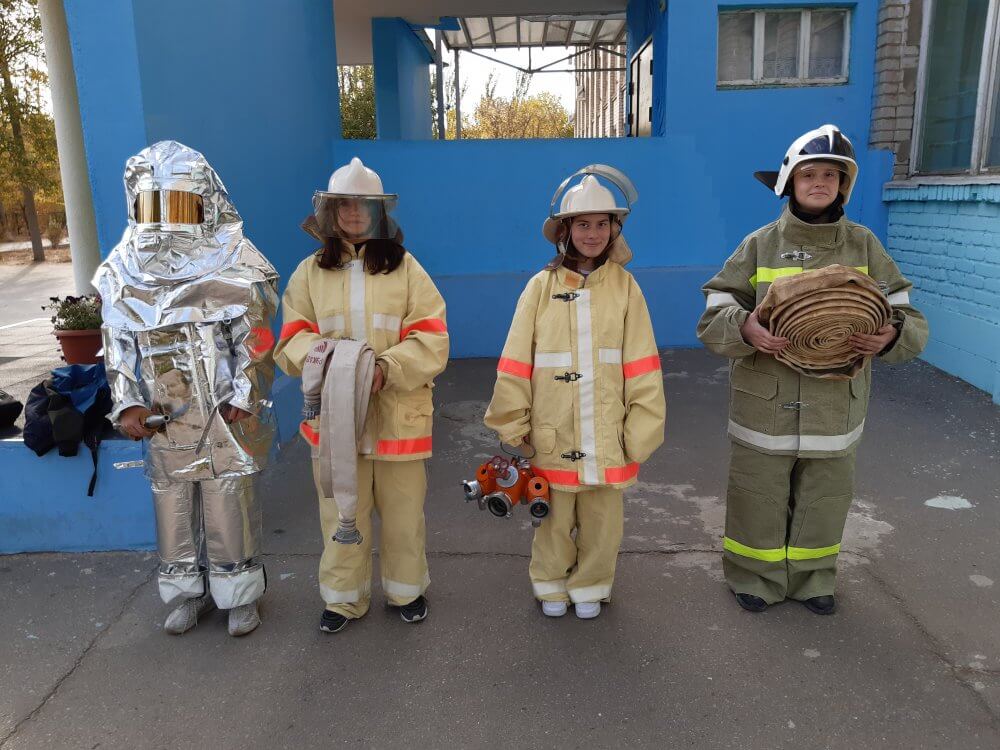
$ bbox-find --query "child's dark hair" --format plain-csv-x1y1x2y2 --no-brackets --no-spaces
317,236,406,274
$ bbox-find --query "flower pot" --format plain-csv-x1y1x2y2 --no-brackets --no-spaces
54,329,103,365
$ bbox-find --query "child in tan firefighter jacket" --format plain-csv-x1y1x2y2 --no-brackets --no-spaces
274,158,449,633
697,125,928,615
485,166,666,619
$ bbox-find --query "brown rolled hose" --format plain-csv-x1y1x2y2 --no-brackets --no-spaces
757,264,892,380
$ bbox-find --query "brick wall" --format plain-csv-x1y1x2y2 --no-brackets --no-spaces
870,0,923,180
885,184,1000,402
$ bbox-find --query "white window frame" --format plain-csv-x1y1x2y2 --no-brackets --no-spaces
717,8,851,88
911,0,1000,177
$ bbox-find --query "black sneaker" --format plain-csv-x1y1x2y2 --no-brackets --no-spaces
802,595,836,615
735,592,768,612
319,609,349,633
399,595,428,623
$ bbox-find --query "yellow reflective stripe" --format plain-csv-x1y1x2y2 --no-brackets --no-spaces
786,543,841,560
723,537,786,562
749,265,870,288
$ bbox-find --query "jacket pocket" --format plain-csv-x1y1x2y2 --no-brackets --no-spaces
848,367,870,429
730,365,778,433
530,425,556,455
395,390,434,438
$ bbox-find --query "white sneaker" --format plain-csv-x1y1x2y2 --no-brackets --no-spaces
541,600,568,617
227,601,261,637
575,601,601,619
163,595,215,635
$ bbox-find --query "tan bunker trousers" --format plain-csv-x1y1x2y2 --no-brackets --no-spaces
312,457,429,618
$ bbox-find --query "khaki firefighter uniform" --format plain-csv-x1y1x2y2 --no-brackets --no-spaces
485,236,666,603
697,206,928,603
274,243,448,616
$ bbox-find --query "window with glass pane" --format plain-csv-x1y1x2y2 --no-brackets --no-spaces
987,64,1000,167
718,13,755,82
918,0,989,172
763,13,800,79
809,11,846,78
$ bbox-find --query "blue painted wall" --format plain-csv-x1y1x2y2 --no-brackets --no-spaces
65,0,342,288
884,185,1000,404
372,18,433,140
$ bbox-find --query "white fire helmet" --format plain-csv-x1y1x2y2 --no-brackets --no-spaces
542,164,637,245
755,124,859,204
313,157,398,240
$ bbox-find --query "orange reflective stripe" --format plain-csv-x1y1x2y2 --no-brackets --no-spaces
377,436,433,455
604,462,639,483
400,318,447,339
300,420,319,446
532,466,579,486
280,320,319,340
623,355,661,379
497,357,533,379
249,326,275,357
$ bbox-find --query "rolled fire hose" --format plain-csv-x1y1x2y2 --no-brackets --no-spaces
757,264,892,380
302,338,376,544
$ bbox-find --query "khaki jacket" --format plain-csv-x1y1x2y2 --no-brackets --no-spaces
485,237,667,492
697,207,928,458
274,244,449,461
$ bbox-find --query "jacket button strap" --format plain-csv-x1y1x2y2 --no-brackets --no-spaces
552,292,580,302
554,371,583,382
781,401,808,410
780,251,812,261
561,450,587,461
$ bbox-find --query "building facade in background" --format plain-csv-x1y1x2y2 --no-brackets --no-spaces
872,0,1000,402
574,45,626,138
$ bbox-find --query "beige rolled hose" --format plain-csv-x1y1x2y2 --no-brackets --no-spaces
757,264,892,380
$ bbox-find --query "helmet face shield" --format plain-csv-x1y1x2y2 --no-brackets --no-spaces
798,129,856,161
312,193,399,240
134,190,204,225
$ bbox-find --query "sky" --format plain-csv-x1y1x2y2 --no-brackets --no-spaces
427,36,579,117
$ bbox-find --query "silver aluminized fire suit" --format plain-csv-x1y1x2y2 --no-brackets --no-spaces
94,141,279,609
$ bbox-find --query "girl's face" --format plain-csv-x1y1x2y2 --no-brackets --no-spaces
792,162,842,212
336,198,374,239
569,213,613,259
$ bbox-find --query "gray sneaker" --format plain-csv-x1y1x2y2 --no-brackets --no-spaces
163,595,215,635
227,601,261,637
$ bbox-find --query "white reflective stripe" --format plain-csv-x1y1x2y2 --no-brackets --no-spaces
157,572,205,606
575,290,600,485
349,260,367,341
208,566,266,609
568,583,613,603
319,314,345,334
532,579,568,597
706,292,740,309
534,351,572,368
381,573,430,599
320,582,369,604
887,290,910,306
727,419,866,452
598,348,622,364
371,313,402,332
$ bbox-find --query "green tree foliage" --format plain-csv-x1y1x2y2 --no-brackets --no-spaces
0,0,61,259
338,65,376,140
452,72,573,140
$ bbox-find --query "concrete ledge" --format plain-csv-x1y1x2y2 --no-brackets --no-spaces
0,437,155,554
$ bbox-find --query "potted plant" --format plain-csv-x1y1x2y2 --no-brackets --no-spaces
44,295,103,364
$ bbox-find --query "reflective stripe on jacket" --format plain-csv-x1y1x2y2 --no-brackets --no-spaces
274,244,449,461
485,237,666,492
697,206,929,458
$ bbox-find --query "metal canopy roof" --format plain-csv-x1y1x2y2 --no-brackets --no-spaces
443,13,626,50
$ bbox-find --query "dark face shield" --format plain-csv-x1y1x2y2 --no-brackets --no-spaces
134,190,205,224
312,194,399,241
798,130,856,161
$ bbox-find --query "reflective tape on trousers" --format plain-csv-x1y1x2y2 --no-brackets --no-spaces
724,538,842,562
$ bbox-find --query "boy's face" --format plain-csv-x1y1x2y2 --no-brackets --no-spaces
569,213,613,258
792,162,842,212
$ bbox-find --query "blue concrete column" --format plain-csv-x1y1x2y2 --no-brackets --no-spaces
372,18,433,140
